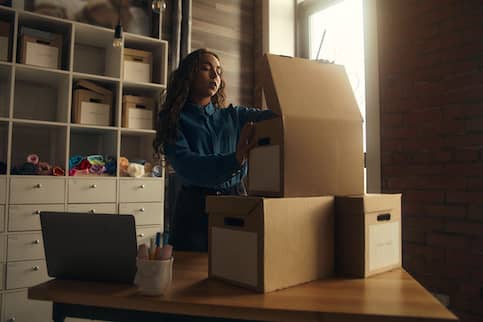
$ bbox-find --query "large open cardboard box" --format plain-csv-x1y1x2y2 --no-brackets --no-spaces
248,54,364,197
207,195,334,293
335,194,402,277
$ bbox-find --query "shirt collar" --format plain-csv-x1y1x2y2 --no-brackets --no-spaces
184,100,216,116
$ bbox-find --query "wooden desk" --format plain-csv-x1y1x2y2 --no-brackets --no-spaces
28,252,458,322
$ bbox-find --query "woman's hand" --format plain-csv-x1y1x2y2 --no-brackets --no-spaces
236,122,256,165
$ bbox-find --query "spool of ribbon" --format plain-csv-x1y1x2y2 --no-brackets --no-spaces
152,165,162,177
89,164,106,175
52,166,64,176
69,155,83,170
127,163,145,177
27,154,39,165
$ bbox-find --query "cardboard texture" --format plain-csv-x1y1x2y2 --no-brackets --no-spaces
19,33,62,69
122,95,155,129
72,80,113,126
248,54,364,197
335,194,402,278
0,21,11,61
207,195,334,293
123,48,152,83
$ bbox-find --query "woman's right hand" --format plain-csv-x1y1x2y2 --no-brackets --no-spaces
236,122,256,165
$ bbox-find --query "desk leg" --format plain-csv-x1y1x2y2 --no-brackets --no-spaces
52,303,66,322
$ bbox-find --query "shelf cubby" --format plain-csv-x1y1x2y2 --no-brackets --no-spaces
69,127,117,176
124,34,168,86
13,65,70,123
120,130,161,177
16,11,72,71
0,7,15,63
0,63,11,117
73,23,121,78
10,122,67,175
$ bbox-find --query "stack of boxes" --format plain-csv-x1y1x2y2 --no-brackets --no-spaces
206,54,402,292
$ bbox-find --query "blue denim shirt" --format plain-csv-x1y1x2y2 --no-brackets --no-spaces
165,101,275,190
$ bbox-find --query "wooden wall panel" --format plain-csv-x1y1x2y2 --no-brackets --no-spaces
191,0,255,107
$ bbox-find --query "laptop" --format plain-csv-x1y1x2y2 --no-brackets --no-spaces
40,212,138,284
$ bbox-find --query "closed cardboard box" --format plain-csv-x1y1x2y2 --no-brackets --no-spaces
335,194,402,278
122,95,155,129
207,195,334,293
19,29,62,69
72,80,113,126
248,54,364,197
0,21,11,61
123,48,152,83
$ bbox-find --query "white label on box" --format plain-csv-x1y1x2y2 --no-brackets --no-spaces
368,221,400,271
211,227,258,287
0,36,8,61
124,61,151,83
248,145,280,192
128,108,153,129
80,102,110,126
25,42,58,69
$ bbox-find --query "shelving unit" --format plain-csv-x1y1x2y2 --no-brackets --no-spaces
0,5,167,322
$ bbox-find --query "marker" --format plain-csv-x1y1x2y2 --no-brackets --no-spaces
162,232,169,246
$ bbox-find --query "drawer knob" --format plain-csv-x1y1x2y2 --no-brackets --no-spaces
138,233,145,238
90,184,97,188
33,266,40,271
33,210,41,215
7,317,15,322
33,239,40,244
139,208,145,212
140,184,146,189
34,183,42,188
89,209,96,214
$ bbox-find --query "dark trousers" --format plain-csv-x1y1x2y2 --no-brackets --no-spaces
170,184,245,252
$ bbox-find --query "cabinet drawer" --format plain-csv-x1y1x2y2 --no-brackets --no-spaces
4,290,52,322
0,175,6,204
6,260,49,289
0,263,4,290
67,203,117,214
0,235,5,262
0,205,4,232
10,177,65,204
136,227,160,246
68,178,116,203
8,204,65,231
119,202,163,226
119,179,164,202
7,233,44,261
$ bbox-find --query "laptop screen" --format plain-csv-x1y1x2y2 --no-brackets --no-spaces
40,212,138,284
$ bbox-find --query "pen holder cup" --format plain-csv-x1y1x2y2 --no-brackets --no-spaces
134,257,174,296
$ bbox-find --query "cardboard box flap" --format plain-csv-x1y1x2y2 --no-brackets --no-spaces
206,195,263,217
363,194,401,214
74,80,112,97
261,54,362,122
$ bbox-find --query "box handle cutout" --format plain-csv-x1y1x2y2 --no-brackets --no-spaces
377,213,391,221
224,217,244,227
258,137,271,146
133,57,144,62
135,104,147,109
35,39,51,45
89,98,102,103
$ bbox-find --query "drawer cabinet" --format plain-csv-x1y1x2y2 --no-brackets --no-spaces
7,234,44,261
9,178,65,204
68,179,116,203
6,260,49,289
136,226,160,246
67,203,117,214
8,204,65,231
119,202,163,226
3,290,52,322
119,179,164,202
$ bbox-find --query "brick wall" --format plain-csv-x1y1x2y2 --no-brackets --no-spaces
377,1,483,321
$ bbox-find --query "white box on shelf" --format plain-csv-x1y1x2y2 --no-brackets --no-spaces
123,48,152,83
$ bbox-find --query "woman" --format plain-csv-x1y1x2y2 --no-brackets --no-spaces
153,48,275,252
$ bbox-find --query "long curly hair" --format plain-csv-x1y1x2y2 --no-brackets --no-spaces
153,48,227,157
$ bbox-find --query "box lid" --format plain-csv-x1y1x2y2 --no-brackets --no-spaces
338,194,402,214
261,54,362,122
74,80,112,97
122,95,155,107
206,195,263,217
